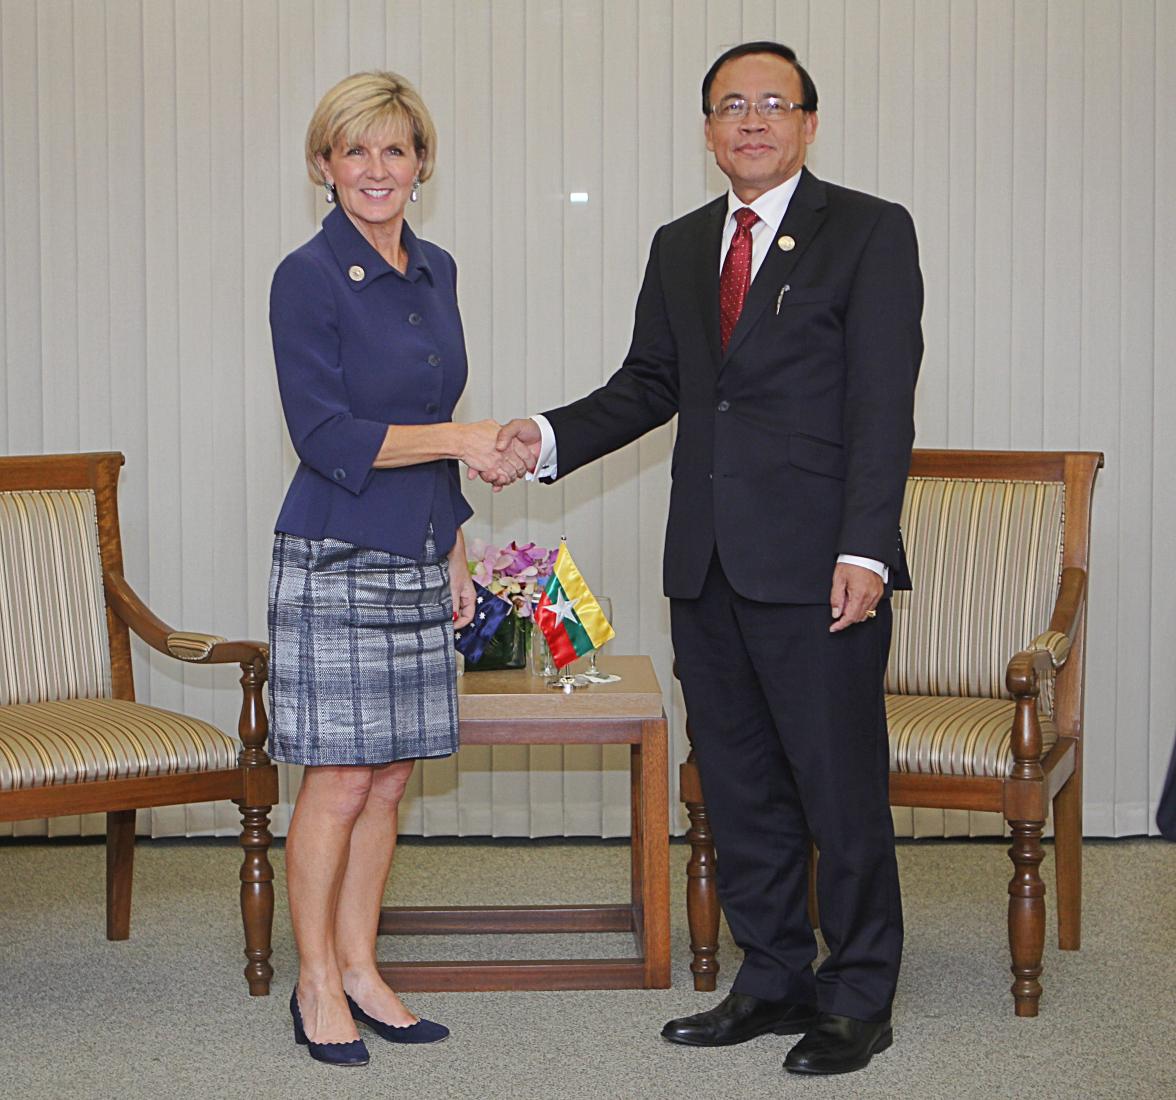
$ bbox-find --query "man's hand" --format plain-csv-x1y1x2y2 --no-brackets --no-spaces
457,419,530,491
829,562,884,633
495,418,542,467
464,417,542,490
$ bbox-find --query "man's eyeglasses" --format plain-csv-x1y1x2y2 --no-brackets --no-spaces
709,95,808,122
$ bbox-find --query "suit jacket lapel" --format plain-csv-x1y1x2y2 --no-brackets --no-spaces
693,196,727,366
722,168,828,367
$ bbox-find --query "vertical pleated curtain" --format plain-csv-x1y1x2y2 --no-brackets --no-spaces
0,0,1172,838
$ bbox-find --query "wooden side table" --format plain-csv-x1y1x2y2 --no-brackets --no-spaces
376,655,670,991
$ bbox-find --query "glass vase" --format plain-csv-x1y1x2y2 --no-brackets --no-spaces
462,614,530,671
530,622,558,677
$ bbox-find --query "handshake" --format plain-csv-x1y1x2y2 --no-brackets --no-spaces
459,417,543,491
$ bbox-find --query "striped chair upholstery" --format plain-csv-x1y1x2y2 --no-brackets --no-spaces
0,489,235,790
0,489,112,705
885,478,1065,778
0,699,237,791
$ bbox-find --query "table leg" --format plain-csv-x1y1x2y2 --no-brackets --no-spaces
630,743,644,937
637,715,671,987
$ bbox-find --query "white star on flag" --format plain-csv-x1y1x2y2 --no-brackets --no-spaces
544,590,580,629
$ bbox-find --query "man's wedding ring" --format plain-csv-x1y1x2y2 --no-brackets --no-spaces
865,609,877,619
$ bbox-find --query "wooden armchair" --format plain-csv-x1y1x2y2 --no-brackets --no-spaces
0,452,278,995
679,449,1102,1017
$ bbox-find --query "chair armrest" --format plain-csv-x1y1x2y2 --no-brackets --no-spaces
1004,648,1055,774
1005,648,1055,700
1006,566,1087,697
1026,630,1071,670
105,571,268,666
167,630,229,661
1004,567,1088,774
1047,566,1087,644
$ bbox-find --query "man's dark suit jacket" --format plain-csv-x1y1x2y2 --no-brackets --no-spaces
545,167,923,604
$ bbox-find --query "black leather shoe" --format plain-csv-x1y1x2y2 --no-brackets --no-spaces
783,1013,892,1075
290,988,370,1066
661,992,819,1047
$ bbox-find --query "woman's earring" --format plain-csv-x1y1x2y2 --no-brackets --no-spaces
324,182,336,204
410,176,420,203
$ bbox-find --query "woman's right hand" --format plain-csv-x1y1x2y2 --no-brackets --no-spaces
458,420,530,488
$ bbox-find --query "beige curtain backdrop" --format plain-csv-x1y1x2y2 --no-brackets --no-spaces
1,0,1172,839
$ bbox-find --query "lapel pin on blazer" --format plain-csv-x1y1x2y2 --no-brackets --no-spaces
776,284,790,315
777,235,795,251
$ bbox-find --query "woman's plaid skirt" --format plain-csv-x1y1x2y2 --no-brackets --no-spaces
266,532,459,766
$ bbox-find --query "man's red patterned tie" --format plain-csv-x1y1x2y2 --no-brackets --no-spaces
719,207,760,353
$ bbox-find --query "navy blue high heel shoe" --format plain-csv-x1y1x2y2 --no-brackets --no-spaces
346,993,450,1044
290,988,371,1066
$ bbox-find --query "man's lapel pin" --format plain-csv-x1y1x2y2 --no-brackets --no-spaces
777,235,795,251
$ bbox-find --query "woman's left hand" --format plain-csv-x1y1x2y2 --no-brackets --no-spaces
452,568,476,629
448,528,477,628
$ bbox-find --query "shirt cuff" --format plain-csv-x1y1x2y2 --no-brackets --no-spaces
527,414,558,480
837,554,889,584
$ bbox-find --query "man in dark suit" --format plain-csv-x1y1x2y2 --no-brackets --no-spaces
495,41,922,1076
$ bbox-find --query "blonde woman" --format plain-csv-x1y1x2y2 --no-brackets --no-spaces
268,71,528,1067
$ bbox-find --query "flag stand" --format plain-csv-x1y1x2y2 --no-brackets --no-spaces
547,671,586,692
534,539,615,685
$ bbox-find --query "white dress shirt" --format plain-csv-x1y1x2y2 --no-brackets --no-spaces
530,172,887,582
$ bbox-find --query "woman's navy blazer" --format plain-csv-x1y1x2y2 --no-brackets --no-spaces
270,206,473,559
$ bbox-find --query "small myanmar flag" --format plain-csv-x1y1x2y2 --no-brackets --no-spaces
535,541,615,669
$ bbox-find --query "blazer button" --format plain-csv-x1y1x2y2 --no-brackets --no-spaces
428,353,441,366
408,312,423,325
426,402,439,414
716,400,730,412
332,468,346,482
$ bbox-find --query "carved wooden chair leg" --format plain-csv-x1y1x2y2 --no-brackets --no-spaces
239,801,275,995
1008,818,1047,1017
236,656,277,995
105,808,136,941
1053,769,1082,951
684,796,719,991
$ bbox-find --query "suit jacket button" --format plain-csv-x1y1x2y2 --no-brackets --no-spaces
426,402,439,414
716,400,730,412
428,353,441,366
333,468,346,482
409,312,423,325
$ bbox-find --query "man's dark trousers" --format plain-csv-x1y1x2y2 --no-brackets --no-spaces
671,551,903,1022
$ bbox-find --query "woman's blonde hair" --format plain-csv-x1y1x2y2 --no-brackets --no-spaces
305,71,437,185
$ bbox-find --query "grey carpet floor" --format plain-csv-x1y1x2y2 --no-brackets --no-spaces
0,836,1173,1100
